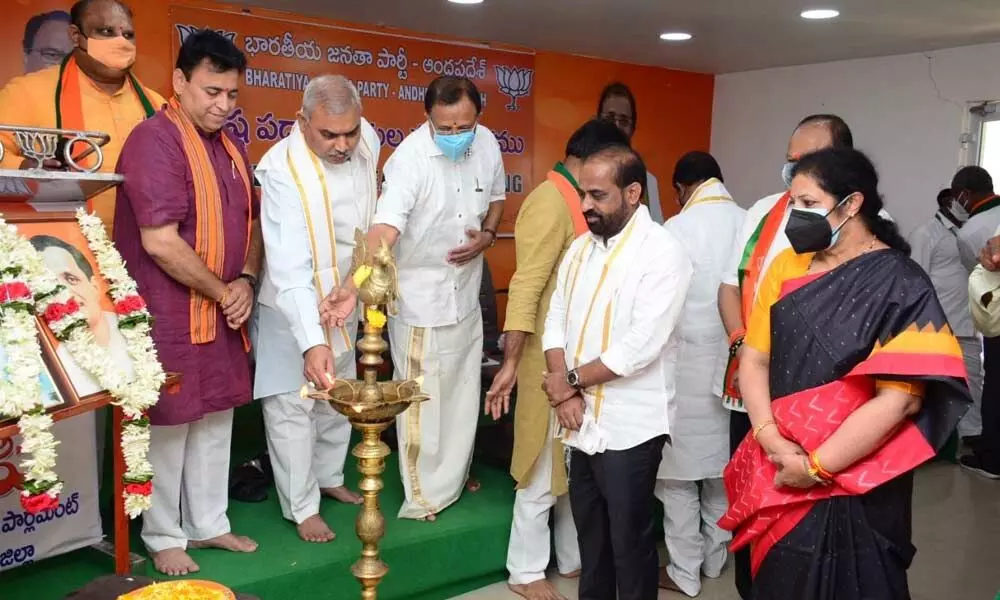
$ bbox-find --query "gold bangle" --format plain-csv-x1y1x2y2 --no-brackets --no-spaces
752,420,775,440
809,451,834,481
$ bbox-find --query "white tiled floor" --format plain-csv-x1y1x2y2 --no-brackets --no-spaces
453,462,999,599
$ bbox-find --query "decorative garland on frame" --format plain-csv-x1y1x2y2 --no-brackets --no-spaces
75,209,165,519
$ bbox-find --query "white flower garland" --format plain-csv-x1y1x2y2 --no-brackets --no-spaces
0,218,64,510
75,210,165,518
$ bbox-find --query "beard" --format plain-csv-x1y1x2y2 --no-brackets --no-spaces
584,204,630,239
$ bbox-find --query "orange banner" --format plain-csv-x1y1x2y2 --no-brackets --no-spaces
171,5,535,231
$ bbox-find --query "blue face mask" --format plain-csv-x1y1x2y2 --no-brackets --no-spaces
781,161,796,188
433,125,476,161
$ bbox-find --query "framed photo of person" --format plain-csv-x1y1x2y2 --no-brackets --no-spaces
5,212,135,403
0,320,73,426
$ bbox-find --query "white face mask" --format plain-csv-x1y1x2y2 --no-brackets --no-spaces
948,199,970,224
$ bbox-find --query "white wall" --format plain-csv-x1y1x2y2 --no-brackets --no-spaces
711,41,1000,236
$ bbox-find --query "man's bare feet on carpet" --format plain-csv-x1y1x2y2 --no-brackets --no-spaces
416,513,437,522
321,485,364,504
297,514,336,543
558,569,580,579
508,580,567,600
466,477,481,493
189,532,258,553
151,547,200,577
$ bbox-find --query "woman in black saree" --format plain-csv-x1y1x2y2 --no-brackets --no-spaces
720,147,970,600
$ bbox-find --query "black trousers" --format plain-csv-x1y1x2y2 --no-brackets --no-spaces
730,410,753,600
978,336,1000,471
569,434,667,600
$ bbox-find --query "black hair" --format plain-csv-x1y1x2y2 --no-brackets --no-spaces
176,29,247,79
424,76,482,115
672,151,724,186
937,188,954,208
23,10,71,53
70,0,131,32
597,82,637,129
797,114,854,149
792,148,910,254
565,119,631,160
589,144,648,195
951,165,994,195
29,235,94,279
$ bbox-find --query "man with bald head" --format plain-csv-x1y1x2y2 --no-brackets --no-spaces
0,0,163,235
541,144,692,599
254,75,378,542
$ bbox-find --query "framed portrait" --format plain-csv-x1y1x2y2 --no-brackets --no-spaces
0,320,73,426
5,212,135,403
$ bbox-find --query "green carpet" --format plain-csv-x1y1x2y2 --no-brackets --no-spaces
3,404,516,600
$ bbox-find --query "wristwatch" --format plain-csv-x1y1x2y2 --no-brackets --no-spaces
566,368,582,389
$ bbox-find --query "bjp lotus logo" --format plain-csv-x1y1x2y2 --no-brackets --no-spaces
495,66,534,112
175,24,237,46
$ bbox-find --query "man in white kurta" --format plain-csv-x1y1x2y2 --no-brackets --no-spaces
541,146,692,600
657,154,744,597
254,76,378,541
323,76,506,520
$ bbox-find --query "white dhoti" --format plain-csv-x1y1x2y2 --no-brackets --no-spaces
141,409,234,552
506,414,580,585
654,478,729,597
259,306,356,524
389,310,483,519
656,340,731,597
959,336,984,437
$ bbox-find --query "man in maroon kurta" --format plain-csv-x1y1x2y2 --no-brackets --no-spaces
114,30,261,576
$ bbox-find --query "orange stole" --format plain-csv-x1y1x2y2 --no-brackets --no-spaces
546,170,589,236
163,98,253,345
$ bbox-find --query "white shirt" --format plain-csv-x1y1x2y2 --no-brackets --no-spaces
969,223,1000,337
373,122,506,327
958,206,1000,273
646,171,663,224
722,192,788,289
542,206,693,451
253,120,380,397
909,212,975,337
57,312,132,398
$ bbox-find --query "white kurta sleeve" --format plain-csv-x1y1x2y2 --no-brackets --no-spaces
260,168,326,354
601,236,693,377
722,208,757,287
489,135,506,203
372,150,421,234
541,247,573,353
958,227,983,273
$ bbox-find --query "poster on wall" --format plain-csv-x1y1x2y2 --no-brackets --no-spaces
169,4,535,232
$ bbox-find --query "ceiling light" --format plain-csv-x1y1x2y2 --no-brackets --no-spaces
659,32,693,42
448,0,484,4
801,9,840,20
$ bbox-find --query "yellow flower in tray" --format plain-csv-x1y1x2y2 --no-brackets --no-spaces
366,306,387,329
352,265,373,287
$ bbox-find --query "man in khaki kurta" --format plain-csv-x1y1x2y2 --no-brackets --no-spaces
485,119,629,599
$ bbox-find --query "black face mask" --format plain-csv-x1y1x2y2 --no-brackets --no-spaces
784,195,851,254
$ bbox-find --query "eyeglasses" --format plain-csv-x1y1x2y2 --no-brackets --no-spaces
601,111,633,129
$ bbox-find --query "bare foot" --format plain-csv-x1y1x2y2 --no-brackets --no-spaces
296,514,336,543
416,513,437,522
508,580,566,600
466,477,481,493
321,485,364,505
151,547,200,577
558,569,580,579
189,532,258,553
